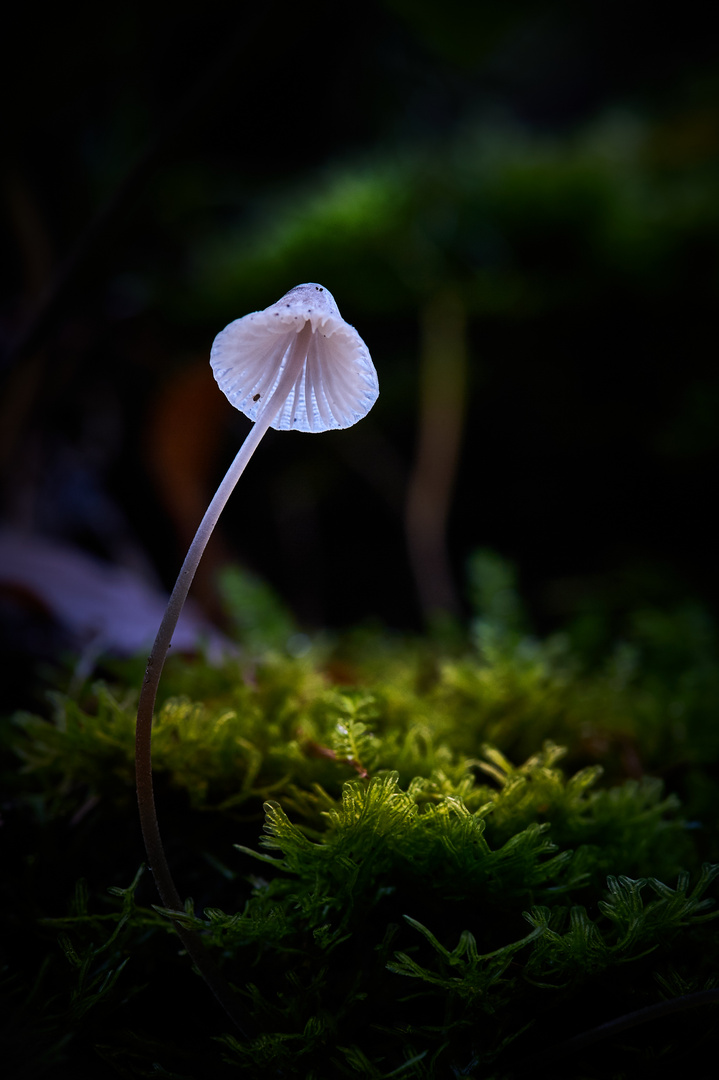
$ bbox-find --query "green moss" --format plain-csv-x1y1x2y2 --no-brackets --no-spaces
4,568,719,1077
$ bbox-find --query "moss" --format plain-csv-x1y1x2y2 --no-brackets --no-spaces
3,567,719,1077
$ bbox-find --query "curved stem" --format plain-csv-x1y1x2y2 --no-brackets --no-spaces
135,413,272,1032
135,324,312,1032
136,411,274,897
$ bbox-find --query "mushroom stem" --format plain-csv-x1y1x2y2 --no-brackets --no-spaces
137,416,268,859
135,405,279,1032
136,323,316,1030
137,327,312,860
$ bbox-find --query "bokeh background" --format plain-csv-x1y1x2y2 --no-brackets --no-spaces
3,0,719,708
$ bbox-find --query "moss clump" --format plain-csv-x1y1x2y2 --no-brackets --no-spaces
3,566,719,1077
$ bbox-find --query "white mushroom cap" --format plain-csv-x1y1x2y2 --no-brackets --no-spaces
210,283,379,432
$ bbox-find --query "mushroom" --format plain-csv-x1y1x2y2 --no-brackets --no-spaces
211,281,378,433
135,283,378,1029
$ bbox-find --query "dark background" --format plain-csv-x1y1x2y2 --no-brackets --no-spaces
2,0,719,702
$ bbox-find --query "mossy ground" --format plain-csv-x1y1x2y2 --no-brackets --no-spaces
3,561,719,1078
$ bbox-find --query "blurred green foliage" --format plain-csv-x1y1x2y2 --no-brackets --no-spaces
6,13,719,637
182,113,719,322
